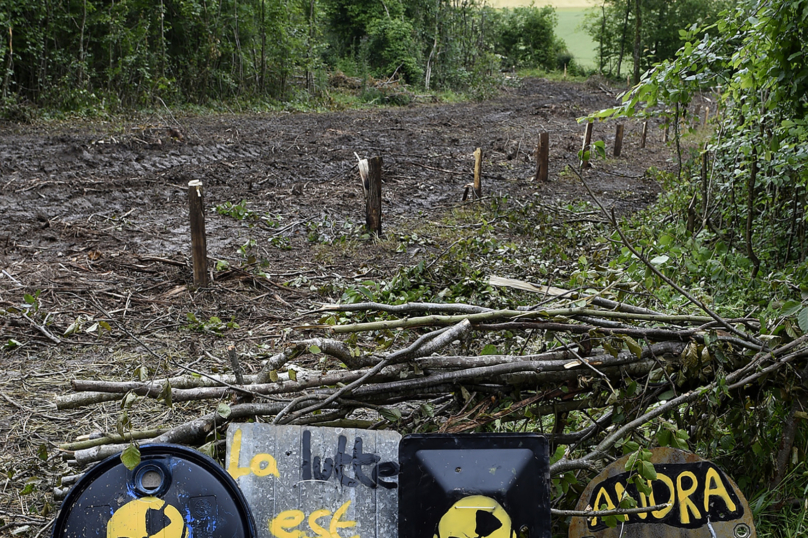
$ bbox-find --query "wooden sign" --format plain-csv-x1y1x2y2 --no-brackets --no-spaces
569,447,755,538
227,424,401,538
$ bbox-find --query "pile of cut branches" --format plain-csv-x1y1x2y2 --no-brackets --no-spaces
58,268,805,490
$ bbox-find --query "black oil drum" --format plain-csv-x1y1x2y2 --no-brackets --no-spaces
52,444,256,538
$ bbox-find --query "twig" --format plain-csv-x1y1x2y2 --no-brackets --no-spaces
567,163,763,348
85,295,258,398
329,308,713,333
552,504,671,518
278,320,472,423
22,313,61,344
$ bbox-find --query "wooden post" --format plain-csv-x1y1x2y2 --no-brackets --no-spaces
626,74,631,88
613,124,624,157
366,156,383,235
188,180,208,288
702,106,710,129
473,148,482,198
640,121,648,148
580,122,593,168
536,132,549,181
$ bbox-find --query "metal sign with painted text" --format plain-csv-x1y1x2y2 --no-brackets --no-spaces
227,423,401,538
569,447,756,538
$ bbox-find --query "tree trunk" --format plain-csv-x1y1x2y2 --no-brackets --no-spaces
260,0,265,92
633,0,641,85
2,27,12,99
770,390,808,488
599,2,606,74
616,0,631,78
746,147,761,278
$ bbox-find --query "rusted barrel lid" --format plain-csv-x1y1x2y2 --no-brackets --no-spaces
569,447,755,538
53,444,256,538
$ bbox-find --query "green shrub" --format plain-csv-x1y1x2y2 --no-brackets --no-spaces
366,18,422,83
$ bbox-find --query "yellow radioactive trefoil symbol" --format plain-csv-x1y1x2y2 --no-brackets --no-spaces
434,496,515,538
107,497,188,538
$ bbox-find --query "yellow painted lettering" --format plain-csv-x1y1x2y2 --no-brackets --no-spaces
251,453,280,478
228,428,252,480
589,486,616,527
704,467,737,514
308,509,332,538
676,471,701,525
651,473,674,519
270,510,306,538
330,501,357,538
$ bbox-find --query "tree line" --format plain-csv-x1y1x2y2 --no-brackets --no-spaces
0,0,568,111
583,0,730,83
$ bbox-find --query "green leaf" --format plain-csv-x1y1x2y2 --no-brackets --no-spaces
269,370,279,382
650,255,669,265
288,368,298,382
460,386,472,402
37,443,48,461
217,402,232,419
658,389,675,401
23,294,36,305
602,340,620,358
116,409,130,437
121,444,141,470
121,392,138,409
198,441,217,457
481,344,498,355
550,445,566,465
633,475,653,496
622,440,640,454
63,318,82,336
157,380,173,408
621,336,643,359
20,481,37,496
799,307,808,332
379,407,402,422
657,429,673,447
781,299,802,317
308,345,322,354
640,460,658,481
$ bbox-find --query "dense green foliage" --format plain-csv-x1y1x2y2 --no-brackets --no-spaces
584,0,808,522
583,0,729,80
0,0,567,112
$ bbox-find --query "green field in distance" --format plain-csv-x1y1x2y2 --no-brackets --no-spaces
489,0,597,69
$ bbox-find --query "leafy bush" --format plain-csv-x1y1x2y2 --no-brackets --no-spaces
492,6,562,71
366,17,422,83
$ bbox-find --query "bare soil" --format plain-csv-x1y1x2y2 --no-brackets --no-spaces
0,78,675,535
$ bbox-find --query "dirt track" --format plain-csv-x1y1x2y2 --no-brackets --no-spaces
0,79,665,276
0,78,674,533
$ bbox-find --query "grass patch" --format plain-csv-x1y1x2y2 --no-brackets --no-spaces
555,7,596,69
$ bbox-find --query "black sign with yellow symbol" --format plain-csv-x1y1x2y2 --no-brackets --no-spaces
569,447,757,538
52,444,256,538
399,434,551,538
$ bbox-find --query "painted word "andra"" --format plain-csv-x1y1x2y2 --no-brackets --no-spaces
588,462,743,530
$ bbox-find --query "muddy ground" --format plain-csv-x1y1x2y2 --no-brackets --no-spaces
0,78,676,534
